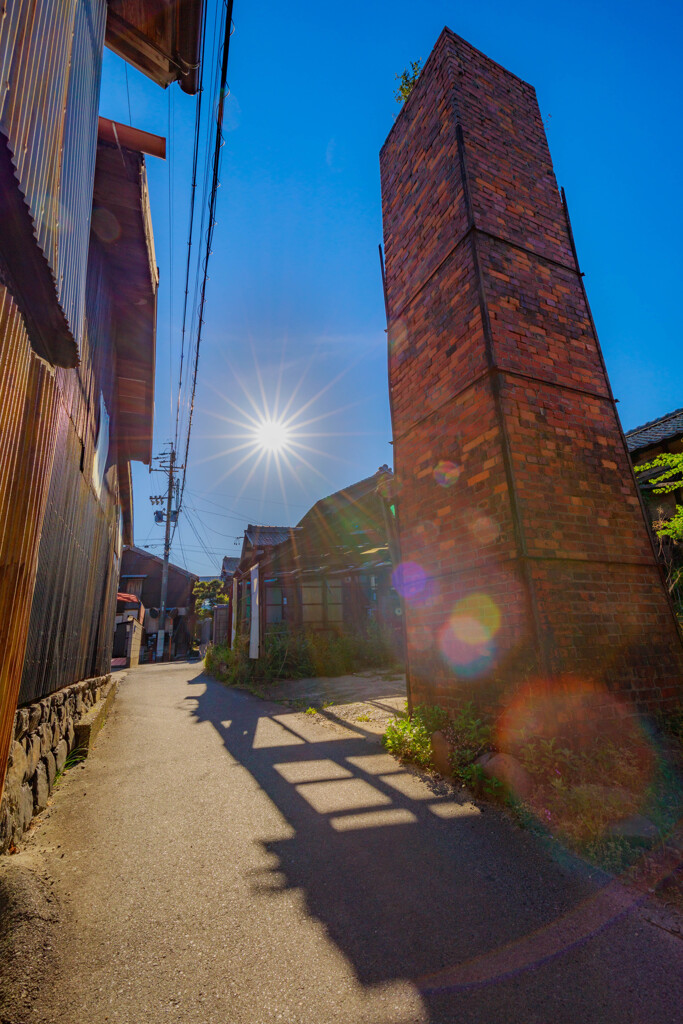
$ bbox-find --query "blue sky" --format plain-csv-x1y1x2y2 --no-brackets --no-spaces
99,0,683,576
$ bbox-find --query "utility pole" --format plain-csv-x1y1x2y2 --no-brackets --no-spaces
150,444,180,661
157,445,175,659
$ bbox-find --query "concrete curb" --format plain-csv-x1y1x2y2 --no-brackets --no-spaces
74,676,120,755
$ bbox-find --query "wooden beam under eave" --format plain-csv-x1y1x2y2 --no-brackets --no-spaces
98,118,166,160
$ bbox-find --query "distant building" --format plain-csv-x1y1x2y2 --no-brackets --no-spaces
225,468,402,656
221,556,240,581
119,547,198,661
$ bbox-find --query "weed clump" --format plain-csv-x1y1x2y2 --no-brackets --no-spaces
382,703,490,776
382,701,683,879
383,704,445,767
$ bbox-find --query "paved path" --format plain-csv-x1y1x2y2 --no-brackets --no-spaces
251,668,407,736
10,662,683,1023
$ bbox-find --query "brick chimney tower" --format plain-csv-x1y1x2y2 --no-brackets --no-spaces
380,28,683,718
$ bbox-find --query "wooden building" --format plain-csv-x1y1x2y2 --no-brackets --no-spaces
119,546,198,661
0,0,205,800
227,468,402,656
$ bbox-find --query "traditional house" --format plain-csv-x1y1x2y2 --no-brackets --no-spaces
227,468,402,657
221,556,240,581
113,591,145,669
231,525,298,644
120,546,198,661
18,123,160,699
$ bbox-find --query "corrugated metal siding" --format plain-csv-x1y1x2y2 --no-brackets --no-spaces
55,243,116,454
0,0,106,348
57,0,106,343
0,283,60,790
19,239,121,705
19,406,119,703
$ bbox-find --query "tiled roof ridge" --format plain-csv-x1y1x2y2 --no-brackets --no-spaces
317,466,393,505
625,406,683,438
123,544,198,578
246,523,292,531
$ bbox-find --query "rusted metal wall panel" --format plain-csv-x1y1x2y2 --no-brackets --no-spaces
0,283,60,793
19,405,119,704
19,239,121,706
0,0,106,348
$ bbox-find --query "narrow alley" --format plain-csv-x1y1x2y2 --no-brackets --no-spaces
5,664,681,1024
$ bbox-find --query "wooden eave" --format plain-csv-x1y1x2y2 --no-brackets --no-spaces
105,0,205,95
93,128,160,465
118,459,134,544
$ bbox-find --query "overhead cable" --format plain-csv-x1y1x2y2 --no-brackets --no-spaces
175,0,235,539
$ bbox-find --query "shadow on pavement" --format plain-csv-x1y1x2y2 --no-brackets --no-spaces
187,669,682,1023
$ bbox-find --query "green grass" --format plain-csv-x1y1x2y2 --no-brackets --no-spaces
54,746,87,786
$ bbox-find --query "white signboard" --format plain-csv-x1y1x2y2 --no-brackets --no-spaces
249,565,259,660
231,578,237,649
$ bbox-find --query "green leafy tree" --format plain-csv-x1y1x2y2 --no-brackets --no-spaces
394,60,423,104
636,453,683,619
193,579,228,621
636,453,683,541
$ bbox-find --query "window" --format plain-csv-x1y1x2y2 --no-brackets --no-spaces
301,583,323,624
266,585,283,625
326,580,343,624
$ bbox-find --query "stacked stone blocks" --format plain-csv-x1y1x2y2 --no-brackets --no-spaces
0,674,112,851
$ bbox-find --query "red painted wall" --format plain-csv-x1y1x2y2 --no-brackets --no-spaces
380,28,683,718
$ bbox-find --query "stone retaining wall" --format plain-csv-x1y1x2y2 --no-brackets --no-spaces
0,674,112,853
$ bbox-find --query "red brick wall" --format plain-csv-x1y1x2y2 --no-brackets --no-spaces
380,28,683,718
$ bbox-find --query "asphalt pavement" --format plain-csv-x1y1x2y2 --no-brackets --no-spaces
5,661,682,1024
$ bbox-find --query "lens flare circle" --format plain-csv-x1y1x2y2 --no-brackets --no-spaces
439,592,501,676
434,460,461,488
392,561,427,601
496,676,657,843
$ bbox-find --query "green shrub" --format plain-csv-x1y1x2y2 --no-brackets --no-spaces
205,623,399,687
383,701,492,775
511,733,683,876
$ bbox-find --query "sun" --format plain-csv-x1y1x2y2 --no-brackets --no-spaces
197,346,370,509
254,418,290,453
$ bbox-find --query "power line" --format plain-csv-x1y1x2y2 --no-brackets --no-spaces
175,0,235,534
174,8,208,452
124,64,132,122
184,506,225,567
167,89,175,419
176,524,190,570
185,504,243,537
177,3,225,455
